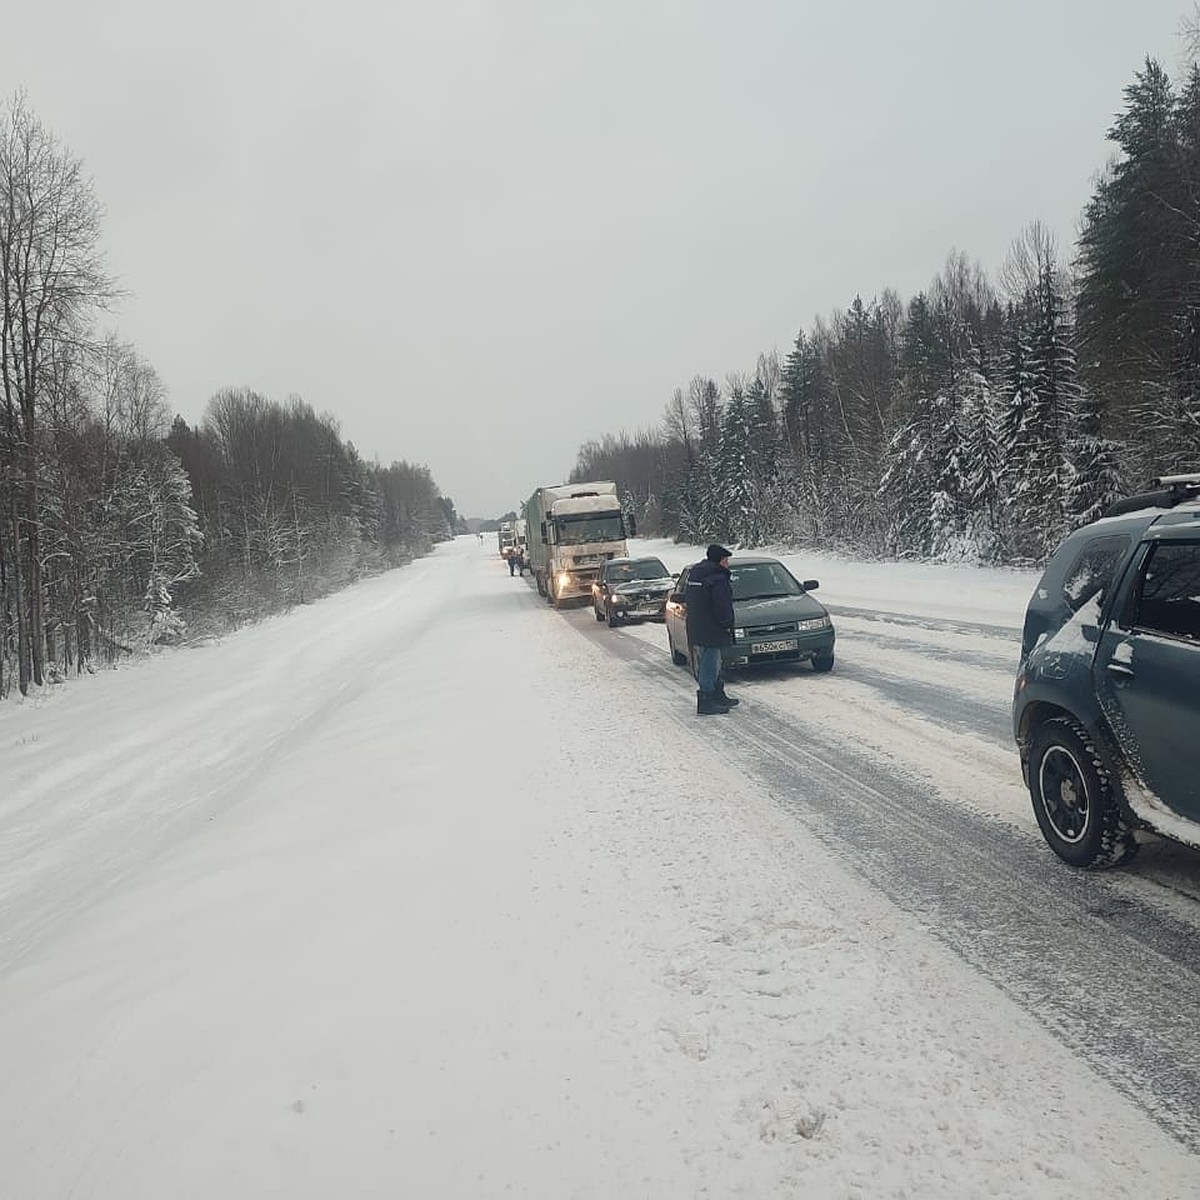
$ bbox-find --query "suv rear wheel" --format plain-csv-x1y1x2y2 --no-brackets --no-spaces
1028,717,1138,869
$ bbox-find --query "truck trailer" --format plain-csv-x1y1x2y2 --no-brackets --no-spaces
524,482,633,607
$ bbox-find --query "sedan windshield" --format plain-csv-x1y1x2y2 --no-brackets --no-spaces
729,562,802,600
606,558,670,583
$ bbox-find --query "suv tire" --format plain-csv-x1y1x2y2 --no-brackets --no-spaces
1028,717,1138,869
606,602,621,628
594,602,605,622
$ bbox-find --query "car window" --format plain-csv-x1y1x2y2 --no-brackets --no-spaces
1061,534,1129,615
674,568,689,596
728,562,801,600
605,558,669,583
1133,542,1200,641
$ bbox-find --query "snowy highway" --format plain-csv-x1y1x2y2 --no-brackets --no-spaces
2,535,1199,1197
570,542,1200,1154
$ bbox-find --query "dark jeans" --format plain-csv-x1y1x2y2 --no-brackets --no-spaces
696,645,722,692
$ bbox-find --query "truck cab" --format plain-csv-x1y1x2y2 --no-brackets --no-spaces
524,483,634,607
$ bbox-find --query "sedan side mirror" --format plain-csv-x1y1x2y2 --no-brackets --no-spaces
802,579,820,591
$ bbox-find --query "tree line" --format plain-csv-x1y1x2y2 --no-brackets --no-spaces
573,56,1200,565
0,94,459,700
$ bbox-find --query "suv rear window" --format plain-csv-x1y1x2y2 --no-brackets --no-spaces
1021,532,1132,658
1062,534,1129,615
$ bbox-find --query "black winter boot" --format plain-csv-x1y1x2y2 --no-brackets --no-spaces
715,681,739,707
696,689,731,716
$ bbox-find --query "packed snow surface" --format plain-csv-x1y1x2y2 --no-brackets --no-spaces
1,536,1196,1197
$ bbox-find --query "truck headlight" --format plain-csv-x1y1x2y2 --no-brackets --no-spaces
557,572,571,589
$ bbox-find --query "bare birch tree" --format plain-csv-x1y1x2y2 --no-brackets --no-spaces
0,93,112,692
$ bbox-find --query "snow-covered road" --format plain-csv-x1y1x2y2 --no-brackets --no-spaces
1,535,1198,1197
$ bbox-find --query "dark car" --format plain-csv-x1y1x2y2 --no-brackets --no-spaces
592,556,675,626
1013,473,1200,868
664,555,835,673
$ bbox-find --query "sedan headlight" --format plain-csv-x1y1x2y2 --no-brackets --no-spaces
734,627,746,639
796,616,831,631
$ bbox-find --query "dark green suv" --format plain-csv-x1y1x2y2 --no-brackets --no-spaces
1013,474,1200,868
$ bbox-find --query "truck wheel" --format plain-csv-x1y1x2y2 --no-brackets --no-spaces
535,573,546,597
1028,717,1138,869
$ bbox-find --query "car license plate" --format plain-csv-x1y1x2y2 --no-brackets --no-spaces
752,638,798,654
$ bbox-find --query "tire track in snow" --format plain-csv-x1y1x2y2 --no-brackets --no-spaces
562,609,1200,1153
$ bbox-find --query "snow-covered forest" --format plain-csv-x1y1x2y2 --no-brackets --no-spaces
0,97,460,700
572,58,1200,563
6,53,1200,702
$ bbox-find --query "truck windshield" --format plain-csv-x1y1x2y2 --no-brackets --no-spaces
556,514,624,544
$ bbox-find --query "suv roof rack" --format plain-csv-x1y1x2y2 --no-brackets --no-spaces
1150,472,1200,488
1103,472,1200,519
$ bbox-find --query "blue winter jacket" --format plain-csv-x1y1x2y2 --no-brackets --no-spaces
685,560,735,647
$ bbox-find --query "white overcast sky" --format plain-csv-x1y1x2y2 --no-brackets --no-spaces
1,1,1191,515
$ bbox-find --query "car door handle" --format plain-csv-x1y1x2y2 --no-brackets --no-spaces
1106,661,1135,679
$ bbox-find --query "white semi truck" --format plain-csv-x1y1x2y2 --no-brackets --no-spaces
524,482,633,607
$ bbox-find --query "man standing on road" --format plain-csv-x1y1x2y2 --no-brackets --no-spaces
686,543,739,715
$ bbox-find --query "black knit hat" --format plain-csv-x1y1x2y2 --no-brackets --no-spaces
706,543,732,562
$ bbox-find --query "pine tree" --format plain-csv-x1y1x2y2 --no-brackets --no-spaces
714,385,753,542
959,349,1006,559
1077,57,1200,463
1066,387,1124,528
779,331,828,464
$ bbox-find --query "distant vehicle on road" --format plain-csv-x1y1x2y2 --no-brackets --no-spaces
1013,473,1200,868
524,482,633,608
665,555,835,675
592,556,674,626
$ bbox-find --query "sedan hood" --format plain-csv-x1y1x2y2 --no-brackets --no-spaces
733,593,828,625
